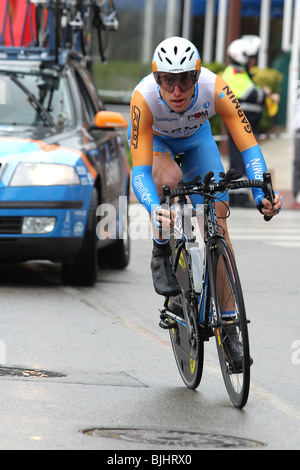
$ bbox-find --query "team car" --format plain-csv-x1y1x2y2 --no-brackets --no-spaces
0,52,130,286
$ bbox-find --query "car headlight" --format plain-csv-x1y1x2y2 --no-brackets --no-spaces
22,217,56,234
10,163,80,187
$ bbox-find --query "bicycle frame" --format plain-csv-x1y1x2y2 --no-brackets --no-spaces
165,195,249,365
201,195,226,332
177,200,219,332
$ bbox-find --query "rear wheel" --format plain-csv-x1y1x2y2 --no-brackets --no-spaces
168,236,204,389
209,238,250,409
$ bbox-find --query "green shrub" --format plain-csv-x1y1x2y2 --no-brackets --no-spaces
92,60,151,96
250,66,282,94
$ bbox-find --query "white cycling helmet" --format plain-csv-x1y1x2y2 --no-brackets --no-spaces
152,36,201,79
242,35,262,56
227,35,261,65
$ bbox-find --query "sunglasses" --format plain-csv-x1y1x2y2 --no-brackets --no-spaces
154,71,198,93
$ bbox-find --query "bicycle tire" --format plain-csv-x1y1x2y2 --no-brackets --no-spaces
169,234,204,389
81,3,94,58
208,237,250,408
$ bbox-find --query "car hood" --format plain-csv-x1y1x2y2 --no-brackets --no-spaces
0,124,57,141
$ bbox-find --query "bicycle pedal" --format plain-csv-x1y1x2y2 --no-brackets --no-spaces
159,318,177,330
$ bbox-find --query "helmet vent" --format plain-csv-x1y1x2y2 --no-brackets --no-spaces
189,51,195,61
180,57,186,65
166,57,172,65
174,46,178,55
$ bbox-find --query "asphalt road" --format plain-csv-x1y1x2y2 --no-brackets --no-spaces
0,207,299,450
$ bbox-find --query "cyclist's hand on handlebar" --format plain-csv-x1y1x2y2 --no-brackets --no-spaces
152,205,175,238
261,192,282,218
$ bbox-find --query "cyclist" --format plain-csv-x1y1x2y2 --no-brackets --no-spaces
129,36,282,363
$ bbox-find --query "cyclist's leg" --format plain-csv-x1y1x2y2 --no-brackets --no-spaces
180,124,236,316
179,122,232,246
180,122,226,188
152,139,183,196
151,136,182,296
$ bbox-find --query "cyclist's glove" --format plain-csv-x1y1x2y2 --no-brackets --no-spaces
152,204,174,238
255,191,282,214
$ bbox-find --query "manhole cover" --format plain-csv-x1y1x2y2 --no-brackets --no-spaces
0,367,65,378
82,428,265,449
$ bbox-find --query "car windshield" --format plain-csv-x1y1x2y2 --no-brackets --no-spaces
0,68,74,129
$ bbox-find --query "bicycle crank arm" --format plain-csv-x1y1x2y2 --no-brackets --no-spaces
159,310,186,329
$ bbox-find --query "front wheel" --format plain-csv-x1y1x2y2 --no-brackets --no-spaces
208,238,251,409
169,236,204,389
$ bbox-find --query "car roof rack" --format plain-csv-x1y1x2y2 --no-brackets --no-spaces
0,0,118,66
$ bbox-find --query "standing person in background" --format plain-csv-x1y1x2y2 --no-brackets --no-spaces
223,35,280,206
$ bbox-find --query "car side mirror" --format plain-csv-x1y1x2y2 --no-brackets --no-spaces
94,110,128,129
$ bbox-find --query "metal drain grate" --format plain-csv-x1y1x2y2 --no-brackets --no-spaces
82,428,265,449
0,367,66,378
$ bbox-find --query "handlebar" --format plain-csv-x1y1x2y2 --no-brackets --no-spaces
160,169,276,222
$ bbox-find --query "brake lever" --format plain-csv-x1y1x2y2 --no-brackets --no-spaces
262,172,275,222
160,185,171,206
221,169,242,184
202,171,214,190
178,175,201,187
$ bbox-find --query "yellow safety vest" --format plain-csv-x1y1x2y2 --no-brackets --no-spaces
222,65,255,99
222,65,266,114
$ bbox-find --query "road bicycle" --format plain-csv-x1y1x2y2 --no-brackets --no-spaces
158,166,275,409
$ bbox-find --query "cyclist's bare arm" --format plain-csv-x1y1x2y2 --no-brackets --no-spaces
130,90,154,166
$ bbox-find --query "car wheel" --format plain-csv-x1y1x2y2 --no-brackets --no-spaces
62,188,98,286
98,194,130,269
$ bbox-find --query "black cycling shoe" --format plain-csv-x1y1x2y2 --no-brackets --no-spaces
151,240,181,297
222,325,253,372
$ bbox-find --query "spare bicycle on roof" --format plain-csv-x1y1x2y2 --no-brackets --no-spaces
0,0,118,65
